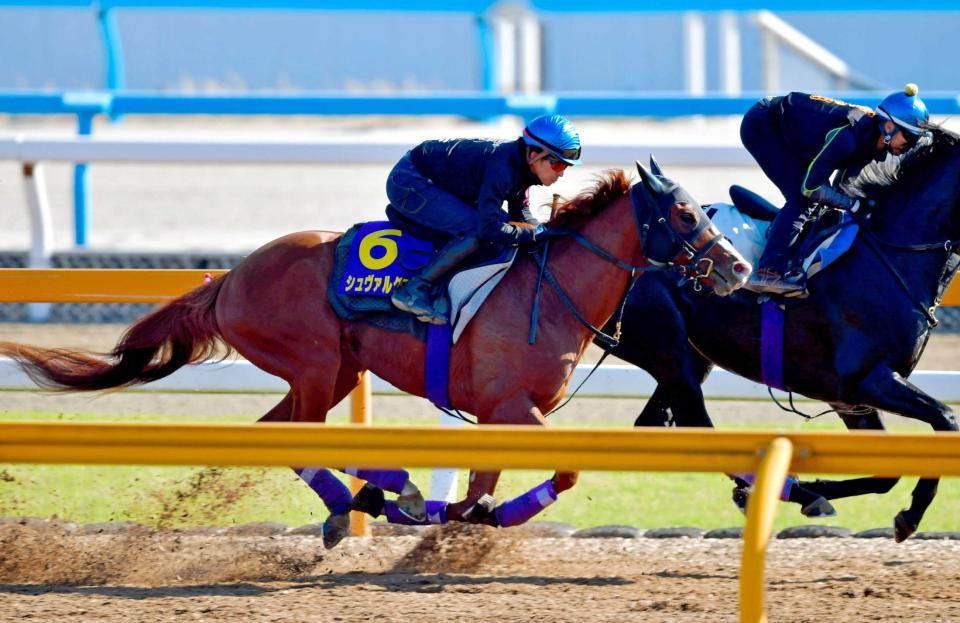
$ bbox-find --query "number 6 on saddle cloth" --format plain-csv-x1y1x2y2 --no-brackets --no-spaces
330,220,518,408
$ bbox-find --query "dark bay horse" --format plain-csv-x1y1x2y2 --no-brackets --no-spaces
607,128,960,542
0,164,749,537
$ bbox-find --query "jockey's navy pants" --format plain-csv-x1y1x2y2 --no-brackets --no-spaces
385,154,479,239
740,98,812,274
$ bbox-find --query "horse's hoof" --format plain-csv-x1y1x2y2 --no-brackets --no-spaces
397,484,426,522
462,494,499,526
894,509,919,543
801,496,837,518
351,483,385,518
732,486,750,515
322,512,351,550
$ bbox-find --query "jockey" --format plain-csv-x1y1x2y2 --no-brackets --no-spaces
386,114,582,324
742,84,929,295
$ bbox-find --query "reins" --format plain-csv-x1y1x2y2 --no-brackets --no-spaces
857,222,960,328
527,232,664,348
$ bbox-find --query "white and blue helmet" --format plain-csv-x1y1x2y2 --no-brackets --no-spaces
522,114,582,166
876,83,929,143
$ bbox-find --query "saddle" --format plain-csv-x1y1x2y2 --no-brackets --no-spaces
712,185,859,295
328,221,516,342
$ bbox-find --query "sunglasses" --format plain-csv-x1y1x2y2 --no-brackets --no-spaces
901,129,921,147
545,154,570,172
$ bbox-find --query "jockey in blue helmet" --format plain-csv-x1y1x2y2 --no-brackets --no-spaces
742,84,929,296
876,83,930,147
386,114,582,324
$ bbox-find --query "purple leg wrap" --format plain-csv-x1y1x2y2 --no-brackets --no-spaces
494,479,558,528
733,473,797,501
384,500,448,525
341,468,409,494
295,467,352,515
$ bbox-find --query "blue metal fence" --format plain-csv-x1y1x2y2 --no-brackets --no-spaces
3,89,960,246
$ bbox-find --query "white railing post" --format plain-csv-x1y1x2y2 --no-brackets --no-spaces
719,11,742,96
430,414,465,503
491,7,517,93
22,162,54,322
518,8,542,94
683,12,706,96
753,10,860,93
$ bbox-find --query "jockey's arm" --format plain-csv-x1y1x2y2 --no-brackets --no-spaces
507,188,541,225
477,163,537,245
801,125,860,211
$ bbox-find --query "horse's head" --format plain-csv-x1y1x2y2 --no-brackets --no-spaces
636,157,752,295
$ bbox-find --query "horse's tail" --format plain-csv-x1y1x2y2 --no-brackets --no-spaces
0,275,232,392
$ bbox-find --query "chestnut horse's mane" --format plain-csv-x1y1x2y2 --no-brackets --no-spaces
547,169,632,229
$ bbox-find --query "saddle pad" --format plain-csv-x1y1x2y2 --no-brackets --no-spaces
707,203,769,268
328,224,428,338
449,247,518,343
337,221,434,297
800,211,858,280
715,202,858,285
329,222,519,343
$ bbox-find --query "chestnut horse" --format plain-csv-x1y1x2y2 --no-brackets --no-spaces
1,163,749,538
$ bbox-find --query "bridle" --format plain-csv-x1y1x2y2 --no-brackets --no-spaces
528,173,729,349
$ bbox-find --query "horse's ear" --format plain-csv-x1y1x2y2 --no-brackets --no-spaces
636,160,666,196
649,154,664,177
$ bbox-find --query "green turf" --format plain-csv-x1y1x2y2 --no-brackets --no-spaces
0,409,957,533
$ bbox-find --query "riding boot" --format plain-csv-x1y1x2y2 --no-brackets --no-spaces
746,207,807,295
390,236,480,324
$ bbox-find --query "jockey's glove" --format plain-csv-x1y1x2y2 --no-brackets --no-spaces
533,224,568,242
807,185,858,212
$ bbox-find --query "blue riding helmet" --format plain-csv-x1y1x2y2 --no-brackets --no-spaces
876,83,930,143
522,114,582,166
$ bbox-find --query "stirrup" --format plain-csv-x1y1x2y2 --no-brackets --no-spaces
391,278,435,317
745,270,806,296
416,296,450,325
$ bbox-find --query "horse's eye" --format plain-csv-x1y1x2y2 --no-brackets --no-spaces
682,213,697,225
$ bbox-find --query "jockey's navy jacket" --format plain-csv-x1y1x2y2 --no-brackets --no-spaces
408,138,539,244
771,92,884,196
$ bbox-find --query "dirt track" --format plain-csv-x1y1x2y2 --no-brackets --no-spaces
1,521,959,623
0,326,958,621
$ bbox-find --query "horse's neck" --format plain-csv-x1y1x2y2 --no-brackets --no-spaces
549,196,639,327
866,177,959,305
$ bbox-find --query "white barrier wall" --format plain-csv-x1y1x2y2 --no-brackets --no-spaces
2,358,959,402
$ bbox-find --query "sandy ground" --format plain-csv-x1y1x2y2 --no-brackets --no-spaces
0,521,959,623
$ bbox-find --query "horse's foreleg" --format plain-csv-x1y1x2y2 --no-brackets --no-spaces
854,367,958,542
445,395,560,523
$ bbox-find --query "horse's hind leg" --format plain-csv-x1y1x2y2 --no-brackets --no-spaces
325,358,426,521
854,367,958,541
798,404,900,501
